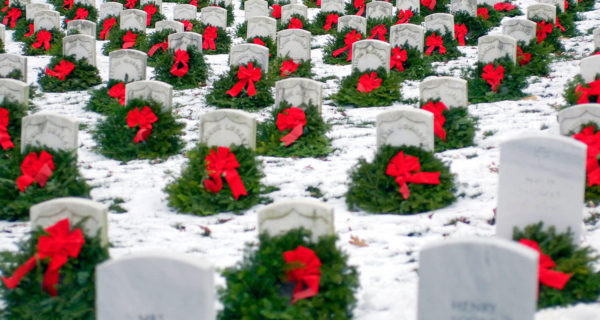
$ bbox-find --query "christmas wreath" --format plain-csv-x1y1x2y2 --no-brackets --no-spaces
279,14,309,31
23,28,64,56
453,11,495,46
323,27,366,65
38,55,101,92
422,29,462,62
307,10,341,35
146,28,175,66
86,80,129,115
389,45,435,81
62,4,98,28
393,9,425,25
344,0,371,16
153,46,209,90
569,123,600,202
420,0,450,15
562,74,600,106
101,28,148,56
186,22,231,55
3,3,31,42
478,3,521,26
330,67,402,107
268,55,313,82
96,15,119,40
247,36,277,57
419,100,477,152
515,39,553,77
0,98,27,160
466,57,529,103
529,17,565,53
303,0,319,9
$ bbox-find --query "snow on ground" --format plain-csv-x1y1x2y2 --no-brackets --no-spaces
1,0,600,318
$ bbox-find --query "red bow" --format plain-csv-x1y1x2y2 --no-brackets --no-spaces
357,72,382,93
354,0,365,15
203,146,247,200
422,101,448,140
190,0,198,7
16,150,55,192
148,40,168,56
425,33,446,55
125,0,137,9
0,108,14,150
369,25,387,41
203,26,218,50
280,59,299,77
573,126,600,186
477,7,489,20
108,82,126,105
517,46,531,65
99,17,117,40
390,47,407,71
144,4,157,26
574,79,600,104
395,10,413,24
482,63,504,92
386,151,440,199
271,4,281,19
519,239,572,290
3,7,21,28
24,23,34,37
536,21,553,43
126,106,158,143
288,17,303,29
226,63,262,97
493,2,516,11
421,0,436,10
1,219,84,296
181,20,193,31
45,60,75,81
333,30,362,61
283,246,321,303
63,0,73,10
277,107,306,146
565,0,568,9
122,31,137,49
323,13,338,31
454,23,467,46
32,30,52,51
170,49,189,77
555,17,565,32
65,8,89,24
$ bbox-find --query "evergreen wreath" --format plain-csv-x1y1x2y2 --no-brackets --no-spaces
247,35,277,57
344,0,372,16
153,46,209,90
188,22,231,55
419,100,477,152
390,45,435,81
0,224,109,319
165,144,273,216
23,28,64,56
48,0,75,13
218,228,359,320
267,56,313,82
422,29,462,62
143,4,166,28
279,14,309,31
0,98,27,160
516,39,553,77
346,145,456,214
479,3,521,25
257,102,332,158
453,11,494,46
86,79,128,115
0,146,92,221
38,55,101,93
466,57,528,103
62,4,98,28
146,28,174,66
108,0,140,9
555,9,579,38
96,15,119,40
0,3,25,32
303,0,319,9
322,27,366,65
420,0,450,15
566,122,600,202
9,14,30,42
512,223,600,309
329,67,402,107
307,10,340,35
101,28,149,56
235,21,247,38
366,17,396,31
529,17,565,53
92,98,185,162
562,74,600,107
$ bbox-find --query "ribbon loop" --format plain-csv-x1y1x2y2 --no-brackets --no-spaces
126,106,158,143
421,0,436,10
519,239,572,290
108,82,126,105
283,246,321,303
357,72,382,93
280,59,299,77
386,151,440,199
203,146,248,200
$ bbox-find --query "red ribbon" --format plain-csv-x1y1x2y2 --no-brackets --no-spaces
425,33,446,55
24,23,34,37
573,126,600,186
226,63,262,97
65,8,89,24
277,107,306,146
555,17,565,32
354,0,365,15
125,0,137,9
252,38,271,56
386,151,441,199
283,246,321,303
519,239,572,290
565,0,568,9
100,17,117,40
148,40,168,56
0,108,14,150
323,13,338,31
357,72,382,93
122,30,137,49
144,4,157,26
395,10,413,24
45,60,75,81
63,0,73,10
333,30,362,61
1,219,84,296
203,26,217,50
32,30,52,51
421,101,448,141
271,4,281,19
390,47,407,71
574,79,600,104
494,2,516,11
482,63,504,92
190,0,198,7
181,19,193,31
454,23,467,46
126,106,158,143
1,0,8,12
369,25,387,41
421,0,436,10
477,7,489,20
16,150,55,192
170,49,189,77
108,82,126,105
536,21,553,43
3,7,21,28
288,17,303,29
203,146,247,200
517,46,531,65
280,59,299,77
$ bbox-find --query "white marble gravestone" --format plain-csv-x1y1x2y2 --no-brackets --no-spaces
120,9,147,32
558,104,600,135
594,27,600,51
99,2,123,20
20,112,78,152
258,199,334,242
376,107,434,151
155,20,185,33
321,0,345,13
30,198,109,246
96,253,214,320
366,1,393,20
390,24,424,52
173,4,197,20
109,49,147,82
337,15,367,34
247,16,277,40
0,54,27,82
8,0,29,7
275,78,323,112
168,32,203,51
478,0,502,5
417,238,538,320
34,10,60,32
74,0,95,7
580,55,600,83
450,0,477,16
502,18,537,44
477,35,517,65
352,40,391,73
539,0,564,13
63,34,96,66
201,6,227,29
198,110,256,149
0,25,4,44
0,78,28,105
245,0,268,20
496,135,586,240
211,0,231,6
125,80,173,112
141,0,162,12
526,3,556,22
67,20,96,37
229,43,270,72
396,0,420,13
26,3,51,21
419,76,468,108
281,3,307,24
425,13,455,37
277,29,311,62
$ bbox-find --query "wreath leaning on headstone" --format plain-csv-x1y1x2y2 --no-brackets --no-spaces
38,55,101,92
330,67,402,107
465,56,529,103
153,46,209,90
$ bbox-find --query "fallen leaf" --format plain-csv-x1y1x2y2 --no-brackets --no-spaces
349,235,368,247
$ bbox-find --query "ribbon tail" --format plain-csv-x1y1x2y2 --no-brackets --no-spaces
539,268,572,290
356,6,364,15
291,274,320,303
332,46,348,58
203,175,223,193
224,169,247,200
433,123,446,141
246,80,257,96
280,124,303,146
409,172,441,185
34,164,53,187
0,131,14,150
226,80,248,97
1,256,38,289
16,175,34,192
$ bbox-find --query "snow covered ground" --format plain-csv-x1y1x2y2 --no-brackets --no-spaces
1,0,600,318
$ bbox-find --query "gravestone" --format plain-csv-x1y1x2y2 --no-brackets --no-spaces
99,2,123,20
450,0,477,16
96,253,214,320
496,135,586,240
258,199,334,243
229,43,270,72
198,110,256,149
419,76,468,108
275,78,323,112
277,29,311,62
376,107,434,151
0,25,4,44
526,3,556,23
34,10,60,32
245,0,269,20
478,0,502,5
477,35,517,65
211,0,231,6
594,27,600,51
155,20,185,33
396,0,420,13
63,34,96,66
26,3,51,21
502,18,537,44
337,15,367,34
140,0,162,12
20,112,78,152
168,32,203,51
67,20,97,37
125,80,173,112
580,55,600,83
0,54,27,82
109,49,147,82
424,13,455,37
173,4,197,21
321,0,345,13
538,0,564,13
366,1,393,20
0,79,28,105
247,16,277,40
390,24,424,52
30,198,109,246
8,0,29,6
120,9,147,32
74,0,95,6
352,40,391,73
201,6,227,29
417,238,538,320
281,3,307,24
558,104,600,135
